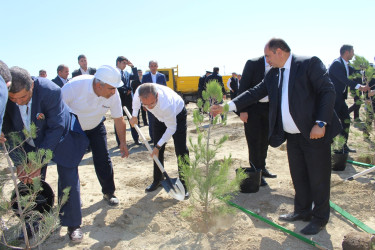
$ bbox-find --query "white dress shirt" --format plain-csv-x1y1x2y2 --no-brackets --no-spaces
151,73,157,83
228,54,300,133
279,54,300,134
80,68,90,75
61,75,123,130
58,75,68,85
132,84,185,146
17,98,35,146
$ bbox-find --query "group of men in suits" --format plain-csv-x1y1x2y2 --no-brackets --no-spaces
211,38,344,235
2,38,371,242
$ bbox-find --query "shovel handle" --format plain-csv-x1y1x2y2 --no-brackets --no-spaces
123,106,167,174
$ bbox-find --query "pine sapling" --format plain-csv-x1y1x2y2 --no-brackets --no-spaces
180,80,246,231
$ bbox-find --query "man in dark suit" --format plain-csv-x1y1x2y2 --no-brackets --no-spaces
198,71,212,101
1,67,89,242
71,54,96,78
212,38,342,235
131,69,148,126
52,64,69,88
142,60,167,143
115,56,140,145
329,45,369,153
238,56,275,187
205,67,226,97
227,72,239,100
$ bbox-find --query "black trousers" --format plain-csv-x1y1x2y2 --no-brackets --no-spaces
286,133,331,224
348,93,361,119
85,122,115,195
153,108,189,183
334,98,350,143
230,90,238,100
115,103,139,145
244,102,269,170
141,108,148,126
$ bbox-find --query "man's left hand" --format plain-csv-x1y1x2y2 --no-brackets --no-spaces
210,104,223,117
119,142,129,158
310,125,325,139
151,147,159,159
0,132,6,143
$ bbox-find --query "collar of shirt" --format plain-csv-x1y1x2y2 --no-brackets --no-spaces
341,57,350,77
58,75,67,84
281,53,292,71
80,68,89,75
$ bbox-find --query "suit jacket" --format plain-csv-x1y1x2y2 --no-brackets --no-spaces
229,77,239,92
238,56,265,113
233,55,342,146
52,76,65,88
329,57,357,101
142,72,167,86
118,67,139,110
3,78,89,168
198,75,207,93
205,72,225,95
131,78,142,95
71,67,96,78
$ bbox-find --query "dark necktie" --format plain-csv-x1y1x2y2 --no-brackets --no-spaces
120,70,126,84
272,68,286,146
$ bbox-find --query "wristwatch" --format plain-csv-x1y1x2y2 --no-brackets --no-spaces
155,144,162,150
316,121,326,128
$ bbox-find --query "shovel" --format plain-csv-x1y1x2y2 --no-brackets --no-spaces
331,165,375,187
123,107,186,201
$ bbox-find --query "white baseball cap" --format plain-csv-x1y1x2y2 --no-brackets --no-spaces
94,65,123,88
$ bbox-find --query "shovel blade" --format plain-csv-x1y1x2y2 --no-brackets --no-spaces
161,178,185,201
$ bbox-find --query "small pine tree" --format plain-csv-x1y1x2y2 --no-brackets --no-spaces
180,80,246,231
348,55,375,163
1,123,69,249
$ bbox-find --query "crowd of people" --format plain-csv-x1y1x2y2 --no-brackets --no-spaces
0,37,374,243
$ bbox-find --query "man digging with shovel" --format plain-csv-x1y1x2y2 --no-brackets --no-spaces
130,83,190,200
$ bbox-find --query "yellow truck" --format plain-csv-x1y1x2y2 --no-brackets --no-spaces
156,65,231,103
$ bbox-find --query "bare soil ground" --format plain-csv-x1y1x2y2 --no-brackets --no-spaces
2,101,375,250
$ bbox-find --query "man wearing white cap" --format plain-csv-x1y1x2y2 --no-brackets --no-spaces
61,65,129,206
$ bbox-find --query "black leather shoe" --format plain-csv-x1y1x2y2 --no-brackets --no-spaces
184,191,190,200
344,145,356,153
279,212,311,222
135,140,142,145
145,181,162,192
260,177,268,186
262,169,277,178
300,221,326,235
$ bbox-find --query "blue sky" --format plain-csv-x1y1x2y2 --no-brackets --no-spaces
1,0,374,78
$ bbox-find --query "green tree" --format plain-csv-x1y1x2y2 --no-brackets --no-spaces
1,124,69,249
349,55,375,163
180,80,246,231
